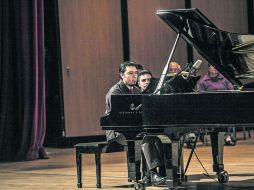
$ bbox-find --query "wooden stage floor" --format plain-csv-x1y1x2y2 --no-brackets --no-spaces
0,131,254,190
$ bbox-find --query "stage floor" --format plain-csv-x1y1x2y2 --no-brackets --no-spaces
0,131,254,190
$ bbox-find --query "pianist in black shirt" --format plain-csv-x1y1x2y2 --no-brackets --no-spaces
105,61,141,145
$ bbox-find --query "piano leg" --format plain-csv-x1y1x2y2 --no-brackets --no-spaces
126,140,142,182
210,131,229,183
210,131,224,173
164,139,181,189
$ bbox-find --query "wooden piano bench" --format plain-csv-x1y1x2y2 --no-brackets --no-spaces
74,142,128,188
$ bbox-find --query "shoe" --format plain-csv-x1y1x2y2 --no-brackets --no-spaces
224,136,236,146
142,175,151,185
151,172,165,185
224,140,236,146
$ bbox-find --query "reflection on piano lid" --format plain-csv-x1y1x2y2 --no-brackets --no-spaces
156,8,254,89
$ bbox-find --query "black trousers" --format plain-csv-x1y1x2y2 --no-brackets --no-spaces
141,135,165,174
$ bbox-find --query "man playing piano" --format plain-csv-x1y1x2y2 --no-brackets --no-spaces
105,61,141,145
105,63,166,185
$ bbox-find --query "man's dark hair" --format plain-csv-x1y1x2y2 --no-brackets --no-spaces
136,64,143,71
138,69,153,80
119,61,137,74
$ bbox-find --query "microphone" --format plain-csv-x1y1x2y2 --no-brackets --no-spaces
189,60,203,75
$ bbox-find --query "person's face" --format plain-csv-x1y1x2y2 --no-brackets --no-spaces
169,63,180,74
138,74,152,91
120,66,138,86
208,65,219,78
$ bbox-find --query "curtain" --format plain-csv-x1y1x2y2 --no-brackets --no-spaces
0,0,47,161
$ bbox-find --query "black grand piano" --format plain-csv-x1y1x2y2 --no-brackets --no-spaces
101,8,254,190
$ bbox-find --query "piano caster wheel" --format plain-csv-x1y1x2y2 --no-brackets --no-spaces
218,171,229,183
134,182,146,190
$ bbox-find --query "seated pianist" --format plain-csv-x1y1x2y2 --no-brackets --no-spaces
105,61,141,145
105,62,166,185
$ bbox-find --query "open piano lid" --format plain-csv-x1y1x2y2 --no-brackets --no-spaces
156,8,254,89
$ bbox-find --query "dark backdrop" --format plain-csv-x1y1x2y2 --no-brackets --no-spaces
0,0,47,161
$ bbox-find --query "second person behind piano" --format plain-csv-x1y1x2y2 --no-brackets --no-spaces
168,62,197,148
137,69,167,185
168,61,181,75
163,61,198,93
197,64,234,91
197,64,236,146
137,69,152,92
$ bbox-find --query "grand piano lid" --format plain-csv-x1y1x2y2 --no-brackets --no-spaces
156,8,254,89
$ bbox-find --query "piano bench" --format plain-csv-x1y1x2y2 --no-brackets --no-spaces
74,142,128,188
